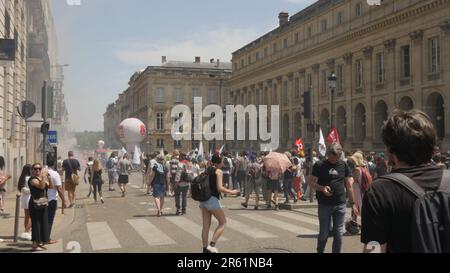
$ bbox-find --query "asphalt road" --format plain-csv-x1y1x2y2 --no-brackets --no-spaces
46,172,362,253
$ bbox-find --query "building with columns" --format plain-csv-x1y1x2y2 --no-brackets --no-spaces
229,0,450,152
104,57,232,154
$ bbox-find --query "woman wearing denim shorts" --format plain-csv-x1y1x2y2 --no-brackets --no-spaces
200,154,240,253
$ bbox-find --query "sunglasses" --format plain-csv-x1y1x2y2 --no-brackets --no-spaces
33,167,42,171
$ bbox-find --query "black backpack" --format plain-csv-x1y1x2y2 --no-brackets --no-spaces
382,171,450,253
190,172,211,202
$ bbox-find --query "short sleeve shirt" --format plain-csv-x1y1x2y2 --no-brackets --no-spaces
312,159,352,205
63,159,81,180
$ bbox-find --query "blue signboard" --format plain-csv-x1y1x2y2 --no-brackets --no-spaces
48,130,57,144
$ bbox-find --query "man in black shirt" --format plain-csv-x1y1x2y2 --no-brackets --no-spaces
361,110,442,253
308,143,358,253
63,151,81,208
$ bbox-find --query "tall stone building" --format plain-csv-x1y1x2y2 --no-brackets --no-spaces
26,0,60,164
104,57,232,154
0,0,28,189
229,0,450,152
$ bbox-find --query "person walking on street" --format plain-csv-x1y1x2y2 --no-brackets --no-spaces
91,159,105,204
241,156,262,210
47,157,66,243
308,143,359,253
84,157,94,198
264,167,281,210
168,150,180,197
17,164,32,240
28,163,53,251
63,151,81,208
148,155,168,217
283,152,298,204
118,154,132,197
174,153,193,215
236,152,248,196
106,153,118,191
361,110,450,253
348,152,373,224
0,156,12,213
201,154,240,253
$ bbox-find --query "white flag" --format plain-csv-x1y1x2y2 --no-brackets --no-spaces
219,144,225,155
319,128,326,157
120,147,127,158
132,145,141,165
160,148,164,157
198,141,204,158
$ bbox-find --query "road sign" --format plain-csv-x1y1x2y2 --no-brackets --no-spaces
48,131,58,144
17,100,36,119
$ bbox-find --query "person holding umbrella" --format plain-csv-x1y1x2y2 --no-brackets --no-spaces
263,152,292,210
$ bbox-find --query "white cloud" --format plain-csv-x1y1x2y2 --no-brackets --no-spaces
115,27,262,66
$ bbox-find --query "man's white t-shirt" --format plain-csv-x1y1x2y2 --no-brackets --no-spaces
48,169,62,201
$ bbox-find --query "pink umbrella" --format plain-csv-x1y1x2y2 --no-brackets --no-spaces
263,152,292,174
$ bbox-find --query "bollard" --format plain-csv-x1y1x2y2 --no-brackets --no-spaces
14,193,21,243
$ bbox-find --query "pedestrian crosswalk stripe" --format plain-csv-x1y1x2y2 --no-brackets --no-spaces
214,217,278,239
166,216,229,242
274,212,320,226
127,219,176,246
240,213,318,236
87,222,121,251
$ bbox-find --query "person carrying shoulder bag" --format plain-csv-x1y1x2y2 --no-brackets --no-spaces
28,163,54,251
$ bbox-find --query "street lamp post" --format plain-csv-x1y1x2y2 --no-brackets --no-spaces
328,72,337,131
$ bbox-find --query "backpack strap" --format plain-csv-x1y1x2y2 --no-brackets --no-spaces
438,170,450,193
381,173,426,198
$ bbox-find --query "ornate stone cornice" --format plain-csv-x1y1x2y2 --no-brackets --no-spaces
287,72,294,80
343,53,353,65
266,79,273,85
409,30,424,42
311,64,320,73
250,84,256,90
384,39,396,52
440,20,450,35
326,58,335,69
276,75,283,82
363,46,373,58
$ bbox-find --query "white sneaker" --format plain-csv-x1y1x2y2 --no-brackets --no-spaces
206,245,219,253
20,232,32,241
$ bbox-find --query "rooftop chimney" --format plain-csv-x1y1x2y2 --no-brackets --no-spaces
195,56,201,63
279,12,289,26
162,56,167,64
216,59,220,67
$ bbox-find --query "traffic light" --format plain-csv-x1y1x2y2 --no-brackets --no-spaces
40,122,50,134
303,91,311,119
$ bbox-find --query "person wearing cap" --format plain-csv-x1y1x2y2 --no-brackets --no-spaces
307,143,359,253
347,152,372,223
148,154,168,217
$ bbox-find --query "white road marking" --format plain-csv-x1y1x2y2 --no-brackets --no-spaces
166,216,228,241
213,217,278,239
274,212,320,226
240,213,318,236
86,222,121,251
127,219,176,246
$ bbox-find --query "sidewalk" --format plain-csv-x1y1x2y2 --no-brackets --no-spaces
0,191,75,253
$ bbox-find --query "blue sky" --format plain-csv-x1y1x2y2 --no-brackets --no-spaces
53,0,317,132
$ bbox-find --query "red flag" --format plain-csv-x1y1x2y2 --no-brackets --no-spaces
295,138,304,152
327,127,341,145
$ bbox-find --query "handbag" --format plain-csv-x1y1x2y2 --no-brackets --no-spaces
31,177,48,210
67,159,80,186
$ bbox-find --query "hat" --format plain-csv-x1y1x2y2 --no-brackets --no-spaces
350,152,366,167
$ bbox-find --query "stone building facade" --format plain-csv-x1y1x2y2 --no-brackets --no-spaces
104,57,232,154
0,0,28,189
229,0,450,152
